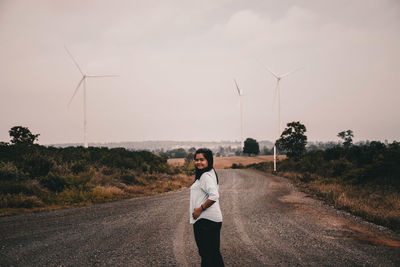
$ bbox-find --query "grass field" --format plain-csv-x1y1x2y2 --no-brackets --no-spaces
168,155,286,169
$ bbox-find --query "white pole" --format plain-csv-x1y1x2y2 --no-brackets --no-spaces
273,145,276,172
273,80,281,172
240,95,244,150
83,77,88,148
277,80,281,137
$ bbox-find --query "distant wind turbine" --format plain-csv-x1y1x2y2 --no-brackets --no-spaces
263,65,301,172
65,46,118,148
234,79,244,150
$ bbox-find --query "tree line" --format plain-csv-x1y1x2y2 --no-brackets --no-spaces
0,126,180,210
273,122,400,188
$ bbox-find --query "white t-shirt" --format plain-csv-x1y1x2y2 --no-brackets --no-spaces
189,169,223,224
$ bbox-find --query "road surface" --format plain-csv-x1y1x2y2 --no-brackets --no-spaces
1,169,400,266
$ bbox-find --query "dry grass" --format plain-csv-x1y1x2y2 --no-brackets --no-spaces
281,171,400,232
0,173,194,216
168,155,286,169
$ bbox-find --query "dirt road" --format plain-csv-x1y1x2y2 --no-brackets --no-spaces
1,169,399,266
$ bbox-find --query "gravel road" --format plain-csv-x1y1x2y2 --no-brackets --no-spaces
1,169,400,266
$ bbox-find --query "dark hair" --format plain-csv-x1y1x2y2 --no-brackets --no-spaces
194,148,218,184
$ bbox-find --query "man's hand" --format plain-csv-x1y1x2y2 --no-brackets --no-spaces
192,206,203,220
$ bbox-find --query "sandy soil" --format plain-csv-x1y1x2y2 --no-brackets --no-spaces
168,155,286,169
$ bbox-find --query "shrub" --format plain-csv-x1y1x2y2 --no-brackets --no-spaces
71,162,88,174
22,153,53,177
231,163,244,169
101,167,115,175
40,173,67,192
0,193,43,208
0,181,33,195
120,174,144,185
0,161,20,181
64,174,91,189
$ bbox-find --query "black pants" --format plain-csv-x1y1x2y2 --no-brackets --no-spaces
193,219,224,267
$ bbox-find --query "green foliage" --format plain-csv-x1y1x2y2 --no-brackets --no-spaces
243,138,260,156
40,173,67,192
231,163,244,169
338,130,354,147
22,153,53,177
160,148,188,158
276,141,400,187
185,152,194,164
0,182,33,195
0,128,188,212
70,162,88,174
276,121,307,160
0,194,43,208
0,161,20,181
9,126,39,145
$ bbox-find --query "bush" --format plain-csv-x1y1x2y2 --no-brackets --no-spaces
0,193,43,208
40,173,67,192
71,162,88,174
231,163,244,169
0,161,20,181
22,153,53,177
0,182,33,195
101,167,115,175
64,174,91,189
120,174,145,185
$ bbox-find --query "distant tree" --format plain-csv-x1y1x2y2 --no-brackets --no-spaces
0,141,9,147
9,126,39,145
338,130,354,148
185,152,194,165
234,149,242,156
162,148,187,158
276,121,307,160
188,147,196,153
243,138,260,156
218,146,225,157
262,146,273,155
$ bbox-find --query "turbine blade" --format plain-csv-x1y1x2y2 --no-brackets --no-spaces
68,77,85,107
264,66,279,79
280,67,302,78
64,45,84,76
234,79,242,96
254,58,279,79
86,75,119,78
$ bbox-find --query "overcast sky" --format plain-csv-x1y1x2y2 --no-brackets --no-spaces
1,0,399,145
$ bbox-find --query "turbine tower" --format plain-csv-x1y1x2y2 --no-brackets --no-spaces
234,79,244,150
264,66,300,172
65,46,118,148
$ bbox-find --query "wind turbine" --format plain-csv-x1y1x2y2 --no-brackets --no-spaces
234,79,244,151
65,46,118,148
264,66,301,172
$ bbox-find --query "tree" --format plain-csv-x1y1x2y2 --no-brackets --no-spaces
9,126,39,145
243,138,260,156
276,121,307,160
338,130,354,148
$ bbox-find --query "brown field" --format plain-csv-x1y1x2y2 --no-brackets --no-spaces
168,155,286,169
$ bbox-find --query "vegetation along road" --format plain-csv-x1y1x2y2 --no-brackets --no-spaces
1,169,399,266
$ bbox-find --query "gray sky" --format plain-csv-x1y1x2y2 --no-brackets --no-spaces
1,0,399,145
